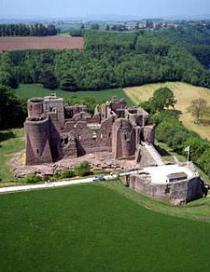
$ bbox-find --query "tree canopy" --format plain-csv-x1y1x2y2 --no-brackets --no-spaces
1,30,210,91
0,24,57,37
0,85,26,129
187,98,209,124
151,87,177,112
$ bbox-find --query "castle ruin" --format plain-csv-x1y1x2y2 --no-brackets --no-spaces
22,94,208,204
24,95,155,166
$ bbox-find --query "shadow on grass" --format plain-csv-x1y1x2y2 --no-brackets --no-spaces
172,109,182,117
155,144,171,157
0,131,16,143
199,119,210,126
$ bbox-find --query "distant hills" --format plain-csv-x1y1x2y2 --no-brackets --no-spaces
1,14,210,24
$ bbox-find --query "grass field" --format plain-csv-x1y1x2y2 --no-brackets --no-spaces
103,181,210,222
0,129,24,184
0,183,210,272
124,82,210,139
15,84,133,106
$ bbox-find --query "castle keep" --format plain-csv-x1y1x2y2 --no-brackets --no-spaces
24,95,155,165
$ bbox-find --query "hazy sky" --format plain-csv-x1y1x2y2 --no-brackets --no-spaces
1,0,210,19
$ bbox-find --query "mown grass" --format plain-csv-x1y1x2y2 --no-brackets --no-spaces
102,181,210,223
15,83,133,106
0,183,210,272
155,141,187,164
0,128,24,184
124,81,210,139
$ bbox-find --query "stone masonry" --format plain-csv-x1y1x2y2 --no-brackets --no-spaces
24,95,155,165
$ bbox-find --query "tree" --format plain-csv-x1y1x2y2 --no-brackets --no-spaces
105,25,110,31
184,137,210,162
0,85,26,129
41,70,58,90
69,29,83,37
187,98,209,124
81,24,85,30
91,24,99,30
198,149,210,176
60,74,78,91
152,87,177,112
135,23,139,30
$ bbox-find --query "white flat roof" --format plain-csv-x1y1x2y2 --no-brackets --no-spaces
142,164,195,185
44,96,63,102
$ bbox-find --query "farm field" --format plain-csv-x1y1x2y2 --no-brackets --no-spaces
0,36,84,51
15,84,133,105
0,183,210,272
124,82,210,140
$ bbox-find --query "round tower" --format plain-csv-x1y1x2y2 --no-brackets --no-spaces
24,116,53,165
27,98,44,118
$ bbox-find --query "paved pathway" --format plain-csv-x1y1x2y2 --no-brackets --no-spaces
0,172,138,195
0,177,93,194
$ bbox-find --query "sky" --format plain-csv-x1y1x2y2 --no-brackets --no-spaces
1,0,210,19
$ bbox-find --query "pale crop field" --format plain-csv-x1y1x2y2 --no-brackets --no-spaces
124,82,210,140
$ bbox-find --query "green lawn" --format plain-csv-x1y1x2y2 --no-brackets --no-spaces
0,129,24,184
15,84,133,106
0,183,210,272
103,181,210,223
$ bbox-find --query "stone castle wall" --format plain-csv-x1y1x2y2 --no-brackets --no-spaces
24,96,155,165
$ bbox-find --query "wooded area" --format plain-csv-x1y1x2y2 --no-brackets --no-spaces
1,29,210,91
0,24,57,36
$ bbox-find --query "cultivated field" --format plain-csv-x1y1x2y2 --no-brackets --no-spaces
124,82,210,140
15,84,133,105
0,36,84,51
0,183,210,272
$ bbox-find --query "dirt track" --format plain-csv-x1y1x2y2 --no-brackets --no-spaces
0,36,84,51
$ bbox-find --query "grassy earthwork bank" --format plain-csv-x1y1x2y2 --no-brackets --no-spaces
0,182,210,272
15,83,133,106
124,81,210,140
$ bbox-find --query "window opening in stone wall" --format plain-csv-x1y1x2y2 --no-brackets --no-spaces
92,132,97,139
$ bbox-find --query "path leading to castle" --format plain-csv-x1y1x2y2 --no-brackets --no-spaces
0,170,138,195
